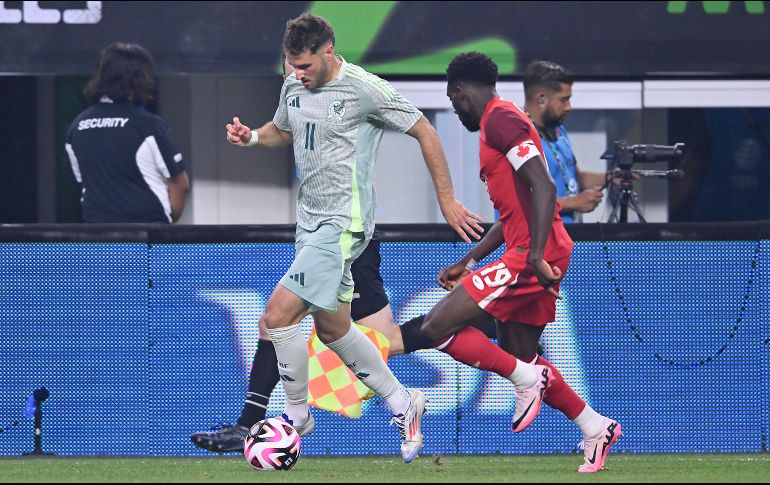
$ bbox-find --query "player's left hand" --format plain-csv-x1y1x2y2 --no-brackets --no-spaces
438,263,469,290
529,259,564,299
439,198,484,243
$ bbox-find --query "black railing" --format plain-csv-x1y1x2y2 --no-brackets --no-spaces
0,222,768,243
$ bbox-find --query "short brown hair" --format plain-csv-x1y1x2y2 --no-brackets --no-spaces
283,13,335,56
523,60,573,101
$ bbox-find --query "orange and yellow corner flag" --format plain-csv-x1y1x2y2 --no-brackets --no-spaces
307,324,390,418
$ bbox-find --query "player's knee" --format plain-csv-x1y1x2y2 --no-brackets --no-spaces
262,309,283,330
257,315,271,339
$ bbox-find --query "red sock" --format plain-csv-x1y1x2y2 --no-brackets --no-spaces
438,326,517,377
536,356,586,420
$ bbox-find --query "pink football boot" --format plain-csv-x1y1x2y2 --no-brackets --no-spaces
578,418,622,473
511,365,554,433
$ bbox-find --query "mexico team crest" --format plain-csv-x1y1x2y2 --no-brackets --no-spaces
328,100,346,122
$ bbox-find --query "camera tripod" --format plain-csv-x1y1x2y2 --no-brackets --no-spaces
605,168,684,223
607,174,645,223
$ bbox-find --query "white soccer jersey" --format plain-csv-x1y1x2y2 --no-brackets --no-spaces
273,58,422,238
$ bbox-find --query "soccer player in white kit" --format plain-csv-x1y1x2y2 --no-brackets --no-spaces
224,13,483,463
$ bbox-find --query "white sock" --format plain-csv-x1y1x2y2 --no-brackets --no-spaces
284,403,309,425
507,359,537,388
325,325,409,415
266,324,309,424
573,404,606,439
384,387,412,417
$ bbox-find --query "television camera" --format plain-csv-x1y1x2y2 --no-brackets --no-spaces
601,141,686,222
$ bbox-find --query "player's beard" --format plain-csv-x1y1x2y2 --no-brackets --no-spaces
458,112,480,132
305,60,330,90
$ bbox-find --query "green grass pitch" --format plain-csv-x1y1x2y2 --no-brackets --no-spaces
2,454,770,483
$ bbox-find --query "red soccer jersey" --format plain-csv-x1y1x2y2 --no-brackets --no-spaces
479,96,574,263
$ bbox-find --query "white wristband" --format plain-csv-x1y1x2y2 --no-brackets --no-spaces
245,130,259,147
464,258,477,272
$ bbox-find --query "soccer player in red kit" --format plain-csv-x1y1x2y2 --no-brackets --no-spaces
416,52,621,473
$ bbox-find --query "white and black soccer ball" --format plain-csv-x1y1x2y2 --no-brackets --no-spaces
243,418,301,471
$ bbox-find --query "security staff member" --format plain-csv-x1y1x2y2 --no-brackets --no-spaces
65,42,189,223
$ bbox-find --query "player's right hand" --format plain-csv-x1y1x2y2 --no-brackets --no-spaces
439,198,484,243
225,116,253,146
529,259,564,299
438,263,469,290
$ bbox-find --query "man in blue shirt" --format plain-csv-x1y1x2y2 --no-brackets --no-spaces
523,61,606,223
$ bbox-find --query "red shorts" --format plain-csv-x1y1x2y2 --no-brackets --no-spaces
461,254,571,327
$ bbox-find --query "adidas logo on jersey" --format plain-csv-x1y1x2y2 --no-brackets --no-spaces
289,96,300,108
289,272,305,286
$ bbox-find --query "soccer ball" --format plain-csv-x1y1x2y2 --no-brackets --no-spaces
243,418,301,471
